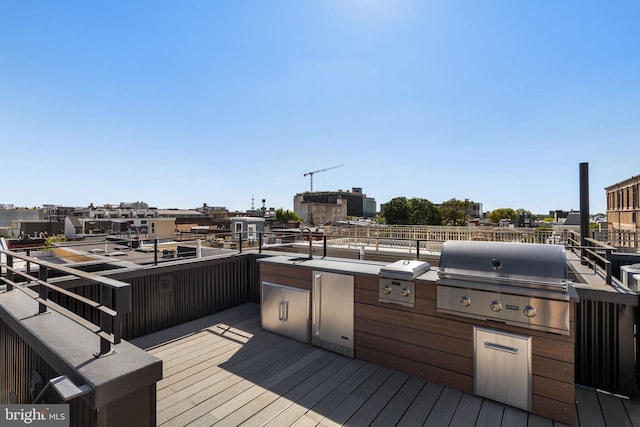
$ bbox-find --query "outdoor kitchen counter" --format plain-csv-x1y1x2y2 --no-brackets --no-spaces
258,254,576,425
257,254,386,277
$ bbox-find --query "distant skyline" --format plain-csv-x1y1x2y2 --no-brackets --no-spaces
1,1,638,215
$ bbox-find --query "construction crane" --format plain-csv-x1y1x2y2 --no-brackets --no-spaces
304,164,344,192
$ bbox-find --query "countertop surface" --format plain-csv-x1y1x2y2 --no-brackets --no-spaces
257,253,440,282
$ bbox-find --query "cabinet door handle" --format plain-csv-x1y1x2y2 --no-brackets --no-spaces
284,301,289,321
278,301,284,320
484,342,518,354
313,274,321,336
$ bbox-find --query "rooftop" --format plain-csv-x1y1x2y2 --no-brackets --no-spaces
131,303,640,426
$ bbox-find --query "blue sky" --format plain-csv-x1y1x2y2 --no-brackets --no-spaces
1,1,638,215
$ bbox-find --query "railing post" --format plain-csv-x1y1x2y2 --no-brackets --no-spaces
99,284,113,355
258,232,263,253
416,239,420,260
154,238,158,265
323,236,327,258
6,254,13,291
26,249,31,274
38,265,48,314
605,248,613,285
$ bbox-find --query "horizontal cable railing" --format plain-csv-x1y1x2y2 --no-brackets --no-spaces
0,248,131,357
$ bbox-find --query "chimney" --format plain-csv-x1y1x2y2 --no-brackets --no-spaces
580,162,589,262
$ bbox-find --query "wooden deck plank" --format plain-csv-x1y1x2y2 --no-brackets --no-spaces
214,351,340,426
318,366,394,427
263,358,367,427
597,392,633,427
147,319,260,359
157,334,243,372
164,334,296,393
161,331,285,392
501,405,528,427
622,397,640,427
302,390,350,424
370,375,426,427
396,381,443,426
295,364,379,425
159,339,315,426
449,393,483,427
245,355,355,426
291,414,323,427
143,303,636,427
131,302,260,349
346,370,409,426
575,387,605,427
527,413,553,427
187,342,315,405
158,349,316,426
475,399,505,427
158,338,304,412
422,387,463,426
153,318,259,361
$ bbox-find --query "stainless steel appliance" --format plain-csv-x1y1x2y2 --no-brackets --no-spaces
378,260,431,308
474,326,532,411
312,271,354,357
261,282,310,343
436,240,574,335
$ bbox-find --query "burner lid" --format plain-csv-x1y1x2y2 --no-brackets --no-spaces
379,259,431,280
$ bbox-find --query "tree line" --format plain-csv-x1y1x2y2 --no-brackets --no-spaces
381,197,529,226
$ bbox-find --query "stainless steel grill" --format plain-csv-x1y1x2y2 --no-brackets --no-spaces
378,260,431,308
436,241,574,335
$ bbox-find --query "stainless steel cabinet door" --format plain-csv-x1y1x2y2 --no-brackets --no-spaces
282,286,310,343
261,282,310,343
474,327,532,411
261,282,284,335
312,271,354,357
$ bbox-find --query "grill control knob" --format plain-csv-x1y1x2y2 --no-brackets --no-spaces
523,305,536,317
489,300,502,312
383,285,392,294
401,288,410,297
459,296,471,307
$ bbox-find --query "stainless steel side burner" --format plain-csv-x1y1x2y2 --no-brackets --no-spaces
436,240,573,335
378,260,431,308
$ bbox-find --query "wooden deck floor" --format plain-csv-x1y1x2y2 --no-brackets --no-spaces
130,303,640,427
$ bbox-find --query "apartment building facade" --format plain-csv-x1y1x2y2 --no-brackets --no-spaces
606,174,640,231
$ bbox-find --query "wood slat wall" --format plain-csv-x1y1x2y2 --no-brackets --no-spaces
0,318,96,427
354,274,577,425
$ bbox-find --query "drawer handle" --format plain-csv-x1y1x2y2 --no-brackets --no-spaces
484,342,518,354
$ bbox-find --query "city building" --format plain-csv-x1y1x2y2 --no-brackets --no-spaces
606,174,640,231
293,187,377,225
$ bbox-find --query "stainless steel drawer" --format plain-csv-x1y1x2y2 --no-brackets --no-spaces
474,326,532,411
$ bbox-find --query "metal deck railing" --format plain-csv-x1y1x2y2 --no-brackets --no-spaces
0,248,131,357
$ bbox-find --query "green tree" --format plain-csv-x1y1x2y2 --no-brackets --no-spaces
381,197,410,225
274,208,302,223
439,198,473,226
409,198,442,225
488,208,519,224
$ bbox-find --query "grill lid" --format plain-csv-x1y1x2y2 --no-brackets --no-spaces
379,259,431,280
438,241,567,290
